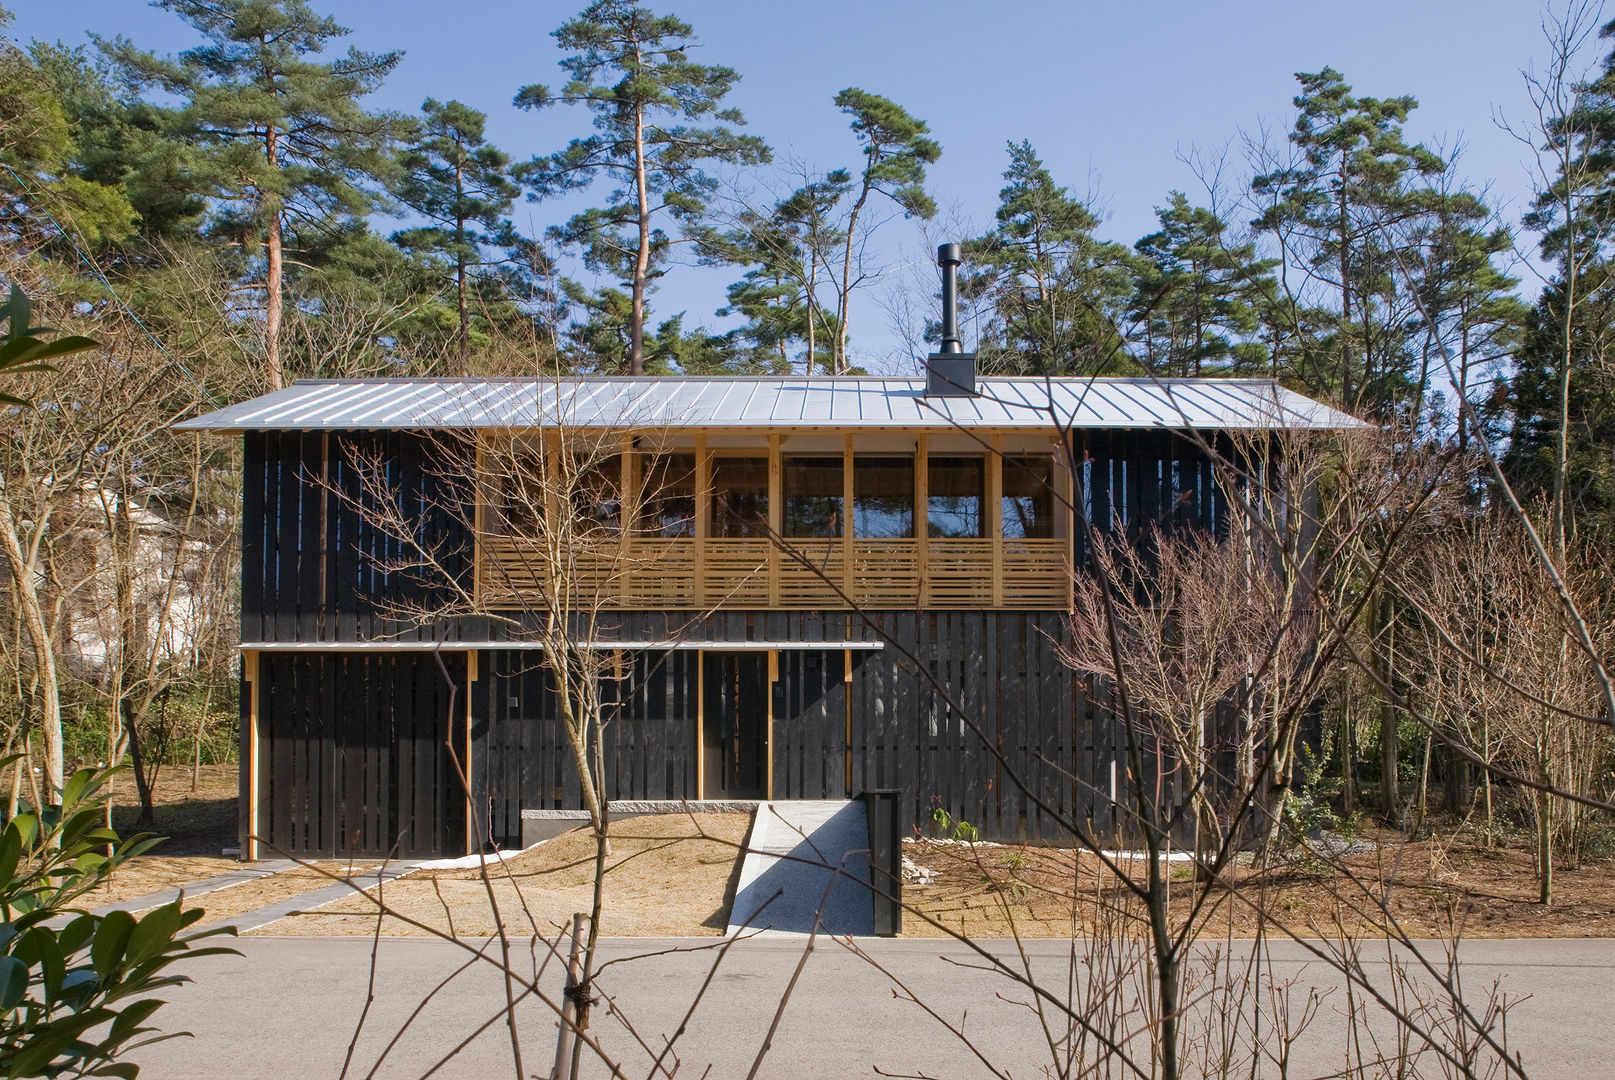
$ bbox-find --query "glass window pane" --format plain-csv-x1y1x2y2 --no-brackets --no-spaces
927,456,984,538
853,456,913,539
1001,455,1055,539
711,457,769,538
639,454,695,538
571,454,622,536
784,457,844,537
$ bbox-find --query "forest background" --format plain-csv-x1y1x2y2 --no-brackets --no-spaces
0,0,1611,877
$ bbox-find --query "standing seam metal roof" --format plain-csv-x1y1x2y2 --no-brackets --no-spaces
172,376,1366,432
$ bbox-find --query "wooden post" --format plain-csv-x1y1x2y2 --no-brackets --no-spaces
768,434,782,607
244,650,260,862
465,649,478,855
989,434,1004,608
694,433,709,609
843,648,854,797
914,434,928,605
619,434,633,606
472,436,485,605
842,433,855,600
551,912,586,1080
695,651,706,801
766,649,777,800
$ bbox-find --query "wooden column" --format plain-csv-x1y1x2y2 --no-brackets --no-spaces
915,433,929,605
695,652,706,800
768,434,782,607
465,649,478,855
989,434,1004,608
842,433,855,600
766,648,778,800
244,650,260,862
619,434,634,605
472,436,485,604
694,433,709,609
843,648,854,797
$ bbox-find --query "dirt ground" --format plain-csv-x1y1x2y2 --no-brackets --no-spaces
78,763,242,906
900,831,1615,939
78,768,1615,940
268,812,754,938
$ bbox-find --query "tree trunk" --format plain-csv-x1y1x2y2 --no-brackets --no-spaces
263,124,285,391
455,160,470,374
628,56,650,377
0,497,62,803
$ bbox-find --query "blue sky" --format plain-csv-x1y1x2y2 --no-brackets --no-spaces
17,0,1576,370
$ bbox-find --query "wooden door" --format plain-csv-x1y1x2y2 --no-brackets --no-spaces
702,652,768,799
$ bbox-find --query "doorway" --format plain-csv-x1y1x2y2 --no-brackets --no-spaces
702,652,769,799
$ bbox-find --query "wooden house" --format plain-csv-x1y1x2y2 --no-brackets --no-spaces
178,256,1358,860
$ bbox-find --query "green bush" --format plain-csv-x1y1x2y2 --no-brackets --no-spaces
0,762,237,1077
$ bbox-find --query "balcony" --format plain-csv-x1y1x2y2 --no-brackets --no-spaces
477,535,1071,611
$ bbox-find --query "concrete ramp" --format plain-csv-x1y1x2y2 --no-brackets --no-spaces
727,800,874,936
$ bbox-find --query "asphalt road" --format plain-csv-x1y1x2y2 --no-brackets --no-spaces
128,934,1612,1079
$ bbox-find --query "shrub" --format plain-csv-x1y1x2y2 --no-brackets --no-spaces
0,762,237,1077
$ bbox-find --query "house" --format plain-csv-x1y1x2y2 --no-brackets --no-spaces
177,251,1359,860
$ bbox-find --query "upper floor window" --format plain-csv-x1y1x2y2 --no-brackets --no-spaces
1002,454,1056,539
570,454,622,538
853,456,914,538
927,457,984,538
638,453,696,538
784,457,843,538
710,457,769,539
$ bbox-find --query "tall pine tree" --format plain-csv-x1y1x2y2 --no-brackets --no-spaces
102,0,402,390
392,98,519,372
514,1,768,376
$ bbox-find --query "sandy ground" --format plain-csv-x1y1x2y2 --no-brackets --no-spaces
266,813,754,938
901,832,1615,939
76,764,241,906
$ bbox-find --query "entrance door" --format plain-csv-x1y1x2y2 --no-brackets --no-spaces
703,653,768,799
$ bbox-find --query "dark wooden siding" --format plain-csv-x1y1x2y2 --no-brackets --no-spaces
242,430,473,643
255,652,464,858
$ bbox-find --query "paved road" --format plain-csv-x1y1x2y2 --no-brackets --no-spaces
129,935,1611,1078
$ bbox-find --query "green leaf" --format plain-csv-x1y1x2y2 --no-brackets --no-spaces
125,905,182,967
0,956,28,1011
91,912,135,978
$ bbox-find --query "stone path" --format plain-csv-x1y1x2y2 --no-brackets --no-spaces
89,860,296,918
728,800,873,936
197,862,424,933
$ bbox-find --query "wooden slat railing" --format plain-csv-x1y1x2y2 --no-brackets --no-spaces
478,535,1070,610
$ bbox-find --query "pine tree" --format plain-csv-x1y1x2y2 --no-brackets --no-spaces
966,140,1134,375
826,90,939,372
392,98,518,372
1132,192,1275,377
101,0,403,390
703,171,848,374
1251,68,1443,415
515,1,769,376
0,19,137,256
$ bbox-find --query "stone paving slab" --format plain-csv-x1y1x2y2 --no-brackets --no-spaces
88,860,296,918
198,862,422,934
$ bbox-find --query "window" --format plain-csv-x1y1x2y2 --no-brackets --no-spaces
710,457,769,538
784,457,843,537
570,455,622,537
853,456,914,539
638,454,695,538
927,457,984,538
1001,455,1056,539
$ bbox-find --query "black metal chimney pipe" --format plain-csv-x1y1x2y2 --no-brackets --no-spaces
938,242,962,354
926,242,976,397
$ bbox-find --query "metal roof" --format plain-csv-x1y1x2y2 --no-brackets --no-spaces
173,376,1364,432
